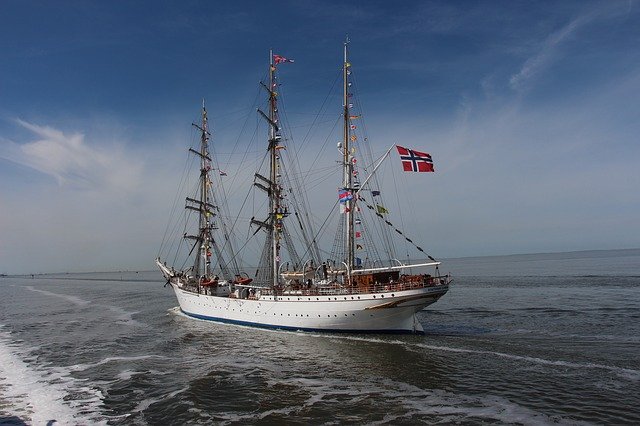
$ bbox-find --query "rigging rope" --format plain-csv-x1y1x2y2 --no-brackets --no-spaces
358,196,437,262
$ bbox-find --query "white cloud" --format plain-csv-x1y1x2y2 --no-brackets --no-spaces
509,14,590,92
0,119,142,193
0,119,165,274
509,2,637,92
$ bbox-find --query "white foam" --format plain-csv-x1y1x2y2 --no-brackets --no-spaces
98,304,144,326
304,333,640,382
67,354,169,372
24,286,143,326
414,342,640,381
114,368,170,382
162,320,640,383
0,328,106,425
168,306,183,316
215,375,562,424
130,386,189,413
24,285,91,306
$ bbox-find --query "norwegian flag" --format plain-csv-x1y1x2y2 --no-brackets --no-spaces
396,145,434,172
273,54,294,64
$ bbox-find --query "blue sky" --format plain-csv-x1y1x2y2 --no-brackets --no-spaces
1,0,639,274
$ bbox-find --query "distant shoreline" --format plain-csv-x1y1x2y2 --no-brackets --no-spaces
2,247,639,277
444,247,640,261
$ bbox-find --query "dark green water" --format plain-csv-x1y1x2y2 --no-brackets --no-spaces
1,250,639,424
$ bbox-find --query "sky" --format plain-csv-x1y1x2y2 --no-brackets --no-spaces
1,0,639,274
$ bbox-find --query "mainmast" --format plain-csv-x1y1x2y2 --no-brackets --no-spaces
343,38,355,278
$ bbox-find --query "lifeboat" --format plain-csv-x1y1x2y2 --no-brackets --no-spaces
200,277,218,287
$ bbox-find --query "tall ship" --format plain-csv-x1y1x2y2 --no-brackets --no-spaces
156,42,451,334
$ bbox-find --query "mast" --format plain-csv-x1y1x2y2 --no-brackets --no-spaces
188,100,214,279
254,51,287,288
269,50,282,288
343,38,355,278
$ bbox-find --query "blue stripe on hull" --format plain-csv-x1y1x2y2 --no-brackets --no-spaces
180,309,424,335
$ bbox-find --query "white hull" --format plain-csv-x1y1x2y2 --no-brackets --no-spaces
170,283,448,334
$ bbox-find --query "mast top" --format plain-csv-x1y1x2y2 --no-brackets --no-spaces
344,37,349,63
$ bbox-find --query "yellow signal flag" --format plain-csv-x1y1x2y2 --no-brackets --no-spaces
376,204,389,214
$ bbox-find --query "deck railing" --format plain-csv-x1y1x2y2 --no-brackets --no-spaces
255,274,451,298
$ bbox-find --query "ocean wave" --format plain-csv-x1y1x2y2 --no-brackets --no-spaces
66,354,169,372
209,375,566,425
97,304,145,327
414,343,640,382
24,286,91,307
305,334,640,382
0,328,107,425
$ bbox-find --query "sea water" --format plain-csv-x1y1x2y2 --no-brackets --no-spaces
0,249,639,424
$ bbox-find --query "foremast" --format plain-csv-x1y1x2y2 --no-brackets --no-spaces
188,101,215,280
